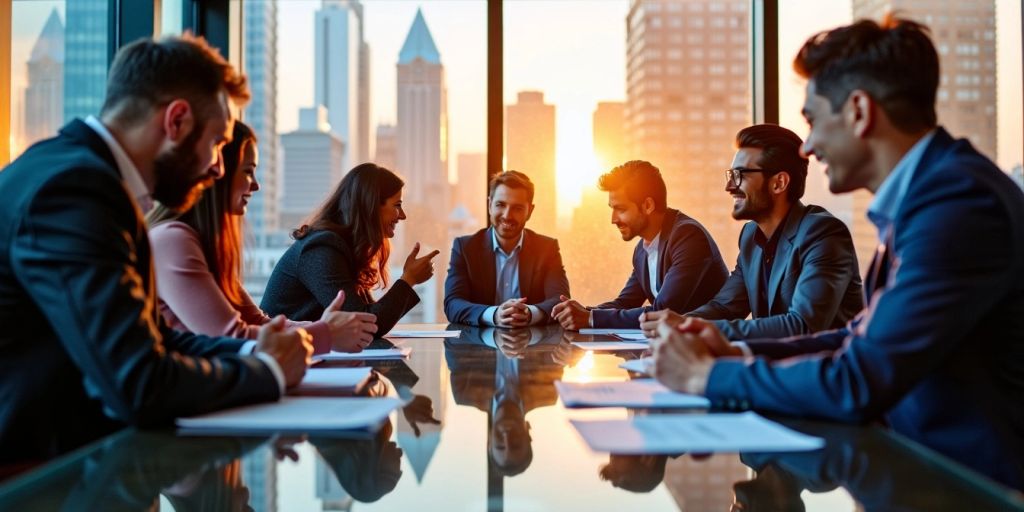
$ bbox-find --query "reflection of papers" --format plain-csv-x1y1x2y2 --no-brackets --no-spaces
571,341,649,351
177,397,403,434
571,412,825,454
618,357,652,374
387,330,461,338
579,328,644,337
313,347,412,362
289,367,373,396
556,379,710,408
614,332,649,341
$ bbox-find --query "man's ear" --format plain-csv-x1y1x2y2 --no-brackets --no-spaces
772,171,791,197
163,99,195,143
526,203,535,221
846,89,874,139
642,197,656,215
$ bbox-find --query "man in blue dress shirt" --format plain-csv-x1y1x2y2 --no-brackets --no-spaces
649,16,1024,490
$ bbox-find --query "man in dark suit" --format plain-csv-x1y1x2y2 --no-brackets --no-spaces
649,17,1024,490
553,161,729,329
643,125,863,340
0,35,311,471
444,171,569,326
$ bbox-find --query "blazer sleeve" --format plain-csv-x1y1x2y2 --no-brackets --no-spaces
531,239,571,322
443,237,489,325
712,218,860,340
705,170,1016,422
10,171,280,426
297,236,419,336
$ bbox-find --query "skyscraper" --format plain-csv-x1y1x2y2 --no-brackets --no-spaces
592,101,626,171
315,0,369,171
24,9,64,146
625,0,751,264
506,91,556,231
279,106,344,230
63,0,108,122
243,0,280,235
848,0,998,274
396,8,448,322
456,152,487,226
374,123,397,171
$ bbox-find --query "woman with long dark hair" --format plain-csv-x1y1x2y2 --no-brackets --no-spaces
260,163,438,336
148,121,377,354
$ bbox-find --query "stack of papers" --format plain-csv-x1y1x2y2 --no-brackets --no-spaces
386,330,461,338
289,367,373,396
177,397,403,435
313,347,412,362
570,341,649,352
555,379,710,409
570,412,826,454
579,328,649,341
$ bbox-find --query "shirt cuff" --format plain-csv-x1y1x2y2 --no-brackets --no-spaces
732,341,753,359
526,305,543,326
239,340,258,355
481,306,499,326
254,352,286,396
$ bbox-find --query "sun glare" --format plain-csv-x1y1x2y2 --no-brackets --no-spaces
555,110,603,221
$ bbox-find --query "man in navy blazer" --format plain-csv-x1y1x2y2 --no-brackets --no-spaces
553,161,729,329
445,171,569,326
644,125,863,340
0,36,311,471
649,17,1024,490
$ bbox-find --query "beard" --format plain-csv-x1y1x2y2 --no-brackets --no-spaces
618,215,648,241
152,126,211,213
731,181,773,221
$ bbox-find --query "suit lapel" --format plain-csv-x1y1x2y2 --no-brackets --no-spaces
766,203,805,311
474,228,497,304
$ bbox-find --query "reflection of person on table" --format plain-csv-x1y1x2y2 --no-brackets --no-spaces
599,454,669,493
311,418,404,504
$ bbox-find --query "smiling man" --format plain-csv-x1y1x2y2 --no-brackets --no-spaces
444,171,570,327
650,16,1024,490
552,160,729,330
643,124,863,341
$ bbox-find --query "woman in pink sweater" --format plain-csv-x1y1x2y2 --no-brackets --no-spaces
147,121,375,353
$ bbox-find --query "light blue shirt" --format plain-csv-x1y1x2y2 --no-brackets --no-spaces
482,229,543,326
867,129,937,243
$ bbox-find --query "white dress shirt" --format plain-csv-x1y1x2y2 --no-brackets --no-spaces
643,233,661,296
482,229,543,326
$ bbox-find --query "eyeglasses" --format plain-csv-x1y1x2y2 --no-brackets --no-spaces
724,167,785,188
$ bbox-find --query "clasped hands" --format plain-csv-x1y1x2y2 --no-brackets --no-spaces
494,297,533,327
638,310,742,395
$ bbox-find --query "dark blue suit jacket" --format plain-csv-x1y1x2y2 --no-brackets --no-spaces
0,120,280,465
443,228,569,325
592,208,729,328
688,202,863,339
705,128,1024,490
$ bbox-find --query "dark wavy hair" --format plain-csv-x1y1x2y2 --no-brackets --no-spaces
148,121,257,308
735,124,809,203
293,163,404,294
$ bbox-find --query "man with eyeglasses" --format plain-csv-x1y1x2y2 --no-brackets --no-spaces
641,124,863,342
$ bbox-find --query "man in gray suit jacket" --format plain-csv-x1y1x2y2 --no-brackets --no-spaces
644,125,862,340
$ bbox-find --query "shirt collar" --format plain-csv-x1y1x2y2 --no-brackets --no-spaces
867,129,937,232
491,227,525,256
643,233,661,254
84,115,153,213
754,205,793,249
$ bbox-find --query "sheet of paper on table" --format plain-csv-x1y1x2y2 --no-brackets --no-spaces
289,367,373,396
386,330,461,338
556,378,710,408
570,341,649,352
312,347,412,362
579,328,644,336
176,397,403,435
618,357,652,374
613,332,649,341
570,412,826,454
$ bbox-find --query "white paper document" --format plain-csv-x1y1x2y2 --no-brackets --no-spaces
289,367,373,396
618,357,652,374
570,412,825,454
177,397,403,434
579,328,644,337
614,332,649,341
312,347,412,362
386,330,461,338
555,379,710,409
571,341,649,352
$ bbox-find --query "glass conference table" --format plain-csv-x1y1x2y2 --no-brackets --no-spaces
1,324,1023,511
